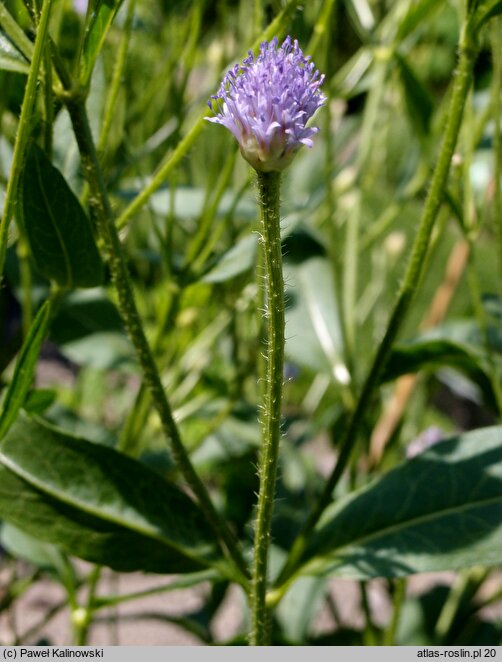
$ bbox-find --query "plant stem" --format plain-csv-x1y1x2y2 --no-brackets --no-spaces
384,578,406,645
64,96,249,586
73,567,102,645
360,581,378,645
17,240,33,338
97,0,136,157
491,18,502,292
250,171,284,646
0,0,54,279
434,567,488,641
81,0,136,206
275,20,479,589
92,570,217,608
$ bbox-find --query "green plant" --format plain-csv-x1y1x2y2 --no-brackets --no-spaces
0,0,502,646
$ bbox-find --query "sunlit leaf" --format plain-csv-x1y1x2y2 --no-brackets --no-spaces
203,235,257,283
382,338,498,407
0,31,29,74
0,415,225,575
298,427,502,580
80,0,124,88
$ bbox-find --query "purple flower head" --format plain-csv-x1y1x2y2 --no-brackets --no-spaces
206,37,326,172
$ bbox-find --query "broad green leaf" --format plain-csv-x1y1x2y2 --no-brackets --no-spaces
0,522,67,572
49,290,130,368
276,576,326,643
0,522,79,597
59,331,134,369
381,338,497,407
80,0,124,88
0,416,224,575
0,31,29,74
20,145,104,288
299,426,502,580
24,389,57,415
203,235,257,283
395,53,433,136
50,290,123,345
417,319,502,354
0,301,51,440
285,256,349,386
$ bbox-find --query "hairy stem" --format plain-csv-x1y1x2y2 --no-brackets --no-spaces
250,171,284,645
275,19,479,589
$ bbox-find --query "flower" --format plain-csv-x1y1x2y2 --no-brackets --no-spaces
206,36,326,172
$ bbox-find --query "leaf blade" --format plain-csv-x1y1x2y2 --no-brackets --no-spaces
300,427,502,579
0,416,224,575
80,0,123,88
0,301,51,440
20,145,104,288
0,31,29,74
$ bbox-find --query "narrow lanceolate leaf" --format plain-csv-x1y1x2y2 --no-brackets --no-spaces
0,415,224,575
20,144,104,288
80,0,124,88
0,301,51,440
299,427,502,580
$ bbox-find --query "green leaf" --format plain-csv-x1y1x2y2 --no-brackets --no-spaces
0,31,29,74
59,331,134,369
382,338,498,407
285,256,349,386
395,53,433,137
80,0,124,88
299,426,502,580
49,290,131,369
0,301,51,440
0,522,67,572
19,144,104,288
24,389,57,415
0,415,224,575
276,576,326,643
202,235,257,284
